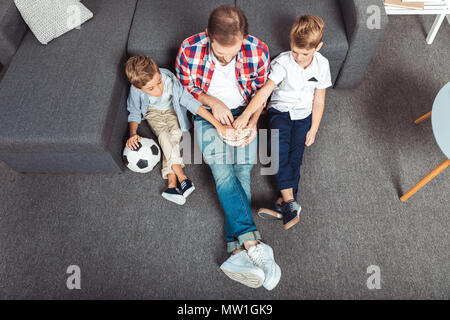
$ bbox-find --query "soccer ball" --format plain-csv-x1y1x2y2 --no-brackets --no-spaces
123,137,161,173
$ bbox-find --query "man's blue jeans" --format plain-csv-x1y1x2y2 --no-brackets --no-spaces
194,106,261,253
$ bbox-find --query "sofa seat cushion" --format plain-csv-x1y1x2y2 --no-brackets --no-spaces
127,0,234,69
0,0,137,154
237,0,349,84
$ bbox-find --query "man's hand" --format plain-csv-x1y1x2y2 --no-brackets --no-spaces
126,134,141,150
211,99,234,126
233,113,250,130
305,129,317,147
240,121,257,147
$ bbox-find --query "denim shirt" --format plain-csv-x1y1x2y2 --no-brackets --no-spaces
127,68,201,131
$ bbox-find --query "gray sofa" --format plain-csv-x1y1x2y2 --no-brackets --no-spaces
0,0,388,173
0,0,27,67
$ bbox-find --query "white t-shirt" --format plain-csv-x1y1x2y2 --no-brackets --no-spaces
207,53,245,110
268,51,332,119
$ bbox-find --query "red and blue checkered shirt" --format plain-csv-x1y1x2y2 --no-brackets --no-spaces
175,32,270,105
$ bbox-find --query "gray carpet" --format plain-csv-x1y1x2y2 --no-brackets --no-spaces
0,15,449,299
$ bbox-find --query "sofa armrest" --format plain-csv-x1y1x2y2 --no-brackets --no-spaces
336,0,388,88
0,1,27,67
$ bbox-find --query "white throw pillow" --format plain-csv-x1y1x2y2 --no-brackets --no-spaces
14,0,93,45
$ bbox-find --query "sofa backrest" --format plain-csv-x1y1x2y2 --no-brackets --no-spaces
128,0,349,85
0,0,28,66
127,0,236,70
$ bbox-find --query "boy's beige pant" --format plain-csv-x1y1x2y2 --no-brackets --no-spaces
144,108,184,179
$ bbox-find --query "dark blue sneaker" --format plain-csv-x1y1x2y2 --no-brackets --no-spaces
257,202,283,220
282,200,301,230
162,187,186,205
180,179,195,198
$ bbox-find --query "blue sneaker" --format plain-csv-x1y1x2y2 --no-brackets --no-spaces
257,202,283,220
180,179,195,198
282,200,301,230
161,187,186,205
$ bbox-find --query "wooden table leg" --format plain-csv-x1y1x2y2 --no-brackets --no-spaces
414,111,432,124
400,159,450,202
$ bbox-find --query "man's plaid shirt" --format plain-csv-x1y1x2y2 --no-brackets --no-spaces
175,32,270,104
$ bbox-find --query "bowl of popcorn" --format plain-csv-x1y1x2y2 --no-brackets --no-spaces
218,127,252,146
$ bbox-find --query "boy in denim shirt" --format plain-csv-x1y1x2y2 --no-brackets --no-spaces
126,56,228,205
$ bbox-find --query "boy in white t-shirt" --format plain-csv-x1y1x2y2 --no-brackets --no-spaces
233,15,332,230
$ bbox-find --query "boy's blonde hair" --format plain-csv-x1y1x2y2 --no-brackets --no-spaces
290,15,325,49
125,56,159,89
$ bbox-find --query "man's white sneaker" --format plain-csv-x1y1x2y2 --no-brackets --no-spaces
220,251,265,288
247,242,281,291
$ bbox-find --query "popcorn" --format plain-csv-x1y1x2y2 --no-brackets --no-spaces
218,128,252,147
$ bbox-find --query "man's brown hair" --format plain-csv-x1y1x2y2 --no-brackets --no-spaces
207,5,248,46
125,56,159,89
290,15,325,49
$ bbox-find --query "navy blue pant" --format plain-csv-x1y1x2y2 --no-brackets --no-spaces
269,108,312,200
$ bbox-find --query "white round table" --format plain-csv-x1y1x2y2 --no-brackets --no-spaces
432,82,450,159
401,82,450,202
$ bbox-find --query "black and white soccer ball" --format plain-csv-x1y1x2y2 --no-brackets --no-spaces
123,137,161,173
